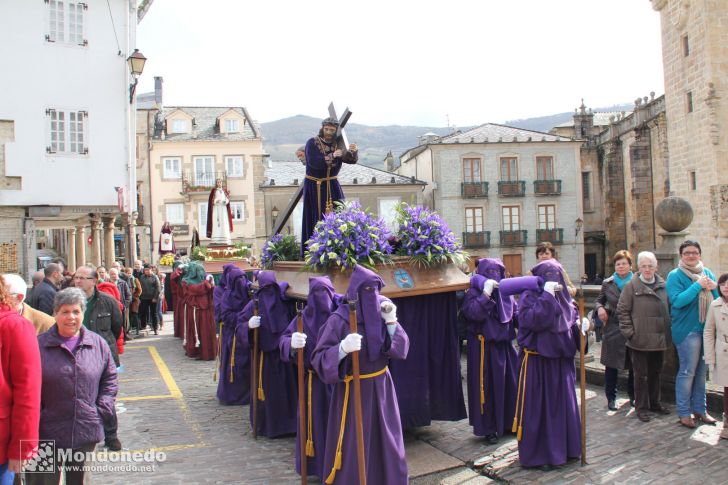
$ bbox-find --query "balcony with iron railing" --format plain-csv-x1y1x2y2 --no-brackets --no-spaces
499,229,527,246
181,171,227,194
536,228,564,244
497,180,526,197
461,182,489,198
462,230,491,248
533,179,562,196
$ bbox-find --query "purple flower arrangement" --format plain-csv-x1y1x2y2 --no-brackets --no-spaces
394,203,467,267
305,200,392,270
260,233,300,268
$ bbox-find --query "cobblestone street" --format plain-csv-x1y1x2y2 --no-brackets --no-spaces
92,314,728,484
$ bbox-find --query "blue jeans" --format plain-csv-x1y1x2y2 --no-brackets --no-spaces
0,462,14,485
675,331,707,417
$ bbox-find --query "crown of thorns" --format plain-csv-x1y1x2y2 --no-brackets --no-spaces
321,117,339,127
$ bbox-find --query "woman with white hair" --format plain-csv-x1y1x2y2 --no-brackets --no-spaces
2,273,54,335
617,251,672,422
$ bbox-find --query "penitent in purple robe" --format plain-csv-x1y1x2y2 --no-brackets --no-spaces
300,135,358,256
236,271,297,438
279,276,339,479
311,265,409,485
461,258,518,438
514,260,582,467
216,266,251,405
388,292,467,429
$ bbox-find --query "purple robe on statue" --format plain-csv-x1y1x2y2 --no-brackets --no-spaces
280,276,339,479
311,265,409,485
388,292,467,428
301,135,358,256
461,258,518,438
515,260,582,467
236,270,297,437
216,266,251,405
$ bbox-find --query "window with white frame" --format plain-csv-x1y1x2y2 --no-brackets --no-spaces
224,119,240,133
166,203,185,224
47,109,87,154
231,201,245,221
538,204,556,230
225,156,244,177
162,158,181,179
378,197,401,232
198,203,208,231
171,119,188,134
47,1,86,45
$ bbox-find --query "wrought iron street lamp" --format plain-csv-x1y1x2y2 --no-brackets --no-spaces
127,49,147,104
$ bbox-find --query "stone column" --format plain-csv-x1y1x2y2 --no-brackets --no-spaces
66,227,77,272
103,216,116,267
90,216,102,267
75,225,86,267
124,212,138,267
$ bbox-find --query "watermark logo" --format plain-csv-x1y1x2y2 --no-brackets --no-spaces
22,440,55,474
19,440,165,474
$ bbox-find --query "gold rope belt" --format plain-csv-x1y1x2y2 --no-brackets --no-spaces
305,171,338,218
257,351,265,401
478,335,486,415
214,321,223,382
229,330,236,384
306,369,315,457
325,366,388,484
512,349,539,441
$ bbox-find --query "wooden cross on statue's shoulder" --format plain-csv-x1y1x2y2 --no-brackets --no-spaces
271,102,352,236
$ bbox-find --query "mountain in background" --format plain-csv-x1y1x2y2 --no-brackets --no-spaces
261,103,634,169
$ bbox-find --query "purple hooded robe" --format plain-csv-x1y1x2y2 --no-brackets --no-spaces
515,260,582,467
279,276,339,478
236,271,297,437
311,265,409,485
216,266,251,404
461,258,518,438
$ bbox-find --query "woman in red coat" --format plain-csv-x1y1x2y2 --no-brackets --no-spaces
0,274,41,482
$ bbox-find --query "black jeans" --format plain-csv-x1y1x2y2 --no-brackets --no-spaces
630,349,664,412
604,367,635,402
25,442,96,485
139,298,158,330
103,405,118,442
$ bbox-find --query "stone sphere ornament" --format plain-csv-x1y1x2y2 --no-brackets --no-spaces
655,196,693,233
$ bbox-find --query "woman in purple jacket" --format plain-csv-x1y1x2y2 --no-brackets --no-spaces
28,288,118,485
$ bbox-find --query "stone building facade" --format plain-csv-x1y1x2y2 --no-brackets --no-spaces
554,97,668,279
652,0,728,269
396,124,584,278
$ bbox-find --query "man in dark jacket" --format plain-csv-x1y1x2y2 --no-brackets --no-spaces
72,265,123,451
26,263,63,316
138,264,161,334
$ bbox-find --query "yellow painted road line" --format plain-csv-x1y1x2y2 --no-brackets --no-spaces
121,344,207,448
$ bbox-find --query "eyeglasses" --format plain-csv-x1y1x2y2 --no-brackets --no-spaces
72,276,95,281
682,251,700,256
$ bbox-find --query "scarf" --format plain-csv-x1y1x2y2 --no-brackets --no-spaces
613,271,633,291
678,260,713,323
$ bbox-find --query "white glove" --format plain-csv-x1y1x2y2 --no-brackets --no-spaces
483,279,498,297
340,333,362,354
291,332,307,349
581,317,591,335
248,315,261,329
544,281,559,296
381,302,397,323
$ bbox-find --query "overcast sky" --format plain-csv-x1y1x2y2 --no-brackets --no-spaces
136,0,664,127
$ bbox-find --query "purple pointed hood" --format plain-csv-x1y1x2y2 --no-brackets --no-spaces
475,258,514,323
345,265,386,362
255,270,290,337
303,276,337,340
226,267,250,313
531,260,574,333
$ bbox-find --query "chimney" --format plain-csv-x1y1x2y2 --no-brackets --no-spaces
154,76,163,106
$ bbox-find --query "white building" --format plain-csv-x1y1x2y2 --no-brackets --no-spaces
396,124,584,278
0,0,142,276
